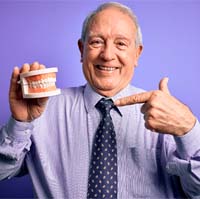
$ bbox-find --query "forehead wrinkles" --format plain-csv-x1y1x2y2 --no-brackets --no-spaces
87,8,136,40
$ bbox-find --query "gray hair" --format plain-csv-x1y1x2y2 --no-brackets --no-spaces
81,2,143,47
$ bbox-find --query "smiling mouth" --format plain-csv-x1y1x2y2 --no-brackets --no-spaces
95,65,120,71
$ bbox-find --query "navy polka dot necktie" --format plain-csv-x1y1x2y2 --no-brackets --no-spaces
87,98,118,199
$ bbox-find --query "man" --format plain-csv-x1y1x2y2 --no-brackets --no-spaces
0,2,200,198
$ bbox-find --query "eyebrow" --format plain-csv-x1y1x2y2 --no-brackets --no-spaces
87,33,131,41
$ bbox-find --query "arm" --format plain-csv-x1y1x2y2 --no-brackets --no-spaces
0,62,48,180
166,120,200,198
115,77,200,197
0,118,32,180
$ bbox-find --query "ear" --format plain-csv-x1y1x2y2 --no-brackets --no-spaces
78,39,84,62
134,45,143,67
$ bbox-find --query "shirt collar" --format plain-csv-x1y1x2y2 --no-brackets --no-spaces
83,83,135,116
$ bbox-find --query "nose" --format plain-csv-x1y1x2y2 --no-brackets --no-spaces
99,41,115,61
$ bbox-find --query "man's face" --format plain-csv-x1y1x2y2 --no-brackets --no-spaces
78,7,142,97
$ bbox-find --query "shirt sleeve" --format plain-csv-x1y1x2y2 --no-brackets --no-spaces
0,117,33,180
166,119,200,198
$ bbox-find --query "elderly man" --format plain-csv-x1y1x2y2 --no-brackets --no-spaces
0,2,200,199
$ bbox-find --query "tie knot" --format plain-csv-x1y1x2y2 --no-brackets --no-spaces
95,98,114,115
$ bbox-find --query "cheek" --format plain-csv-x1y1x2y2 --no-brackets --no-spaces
123,48,139,66
122,66,135,83
82,57,95,83
119,55,136,82
82,61,90,79
120,54,135,72
82,49,99,74
83,48,96,67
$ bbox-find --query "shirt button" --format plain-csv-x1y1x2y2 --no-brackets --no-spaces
25,129,30,134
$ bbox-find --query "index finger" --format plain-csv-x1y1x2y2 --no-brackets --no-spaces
20,63,30,73
114,91,152,106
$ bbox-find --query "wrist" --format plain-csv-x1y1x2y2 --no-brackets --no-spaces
175,114,196,136
12,115,34,123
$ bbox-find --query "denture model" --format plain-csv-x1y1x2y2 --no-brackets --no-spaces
19,67,61,98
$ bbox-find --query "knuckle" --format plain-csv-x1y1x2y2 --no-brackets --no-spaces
148,108,157,118
145,119,155,131
126,96,132,104
150,101,157,108
149,91,162,108
148,119,154,128
131,95,139,103
121,97,129,105
123,96,135,105
152,90,162,98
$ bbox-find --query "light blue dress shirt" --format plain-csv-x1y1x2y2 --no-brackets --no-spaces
0,83,200,198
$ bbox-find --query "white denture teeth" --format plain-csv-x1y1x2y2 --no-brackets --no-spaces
28,78,56,89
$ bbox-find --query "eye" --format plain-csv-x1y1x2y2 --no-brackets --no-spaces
115,39,129,50
89,39,104,48
116,41,127,49
118,42,126,46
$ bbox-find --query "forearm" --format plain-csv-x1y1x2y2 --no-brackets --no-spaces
0,117,33,180
166,119,200,198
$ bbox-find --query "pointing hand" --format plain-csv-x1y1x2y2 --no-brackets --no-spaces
115,77,196,136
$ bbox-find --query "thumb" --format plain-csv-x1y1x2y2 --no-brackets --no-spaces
159,77,170,94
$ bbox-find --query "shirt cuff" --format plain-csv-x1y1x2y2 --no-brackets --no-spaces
174,118,200,160
7,117,33,142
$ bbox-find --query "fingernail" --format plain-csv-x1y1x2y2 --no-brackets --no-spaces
33,61,39,65
14,66,19,71
114,100,120,106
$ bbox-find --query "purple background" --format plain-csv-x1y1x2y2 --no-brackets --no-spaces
0,0,200,197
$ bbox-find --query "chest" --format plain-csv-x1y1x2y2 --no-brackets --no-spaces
30,104,168,198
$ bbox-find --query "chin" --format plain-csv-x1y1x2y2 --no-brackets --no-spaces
96,83,116,91
94,84,120,97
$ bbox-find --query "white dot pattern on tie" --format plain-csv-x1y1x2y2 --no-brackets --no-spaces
87,98,118,199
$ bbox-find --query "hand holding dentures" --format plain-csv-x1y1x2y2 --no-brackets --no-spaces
9,62,60,122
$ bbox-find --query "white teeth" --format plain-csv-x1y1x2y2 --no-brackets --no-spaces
96,65,117,71
28,77,56,89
